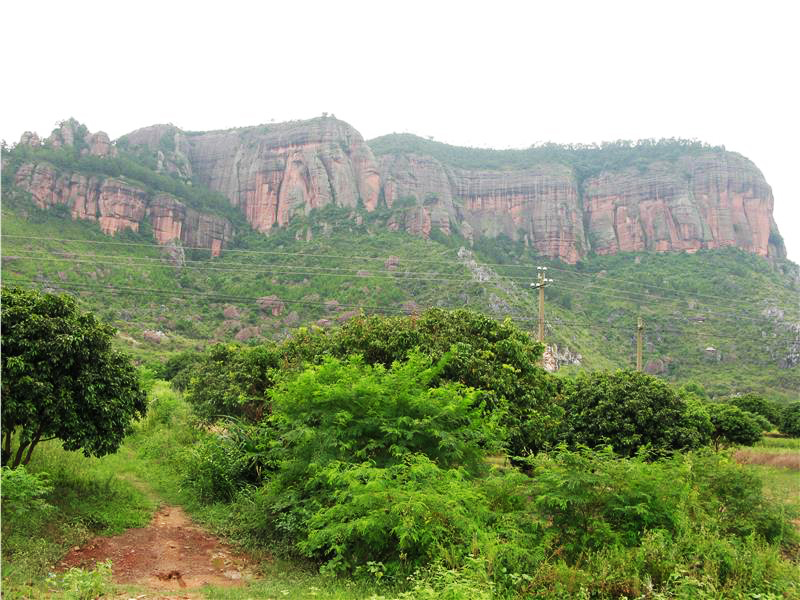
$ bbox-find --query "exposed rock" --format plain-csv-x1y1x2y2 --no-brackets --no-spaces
19,131,40,146
86,131,117,157
401,300,420,314
316,318,332,327
234,326,260,341
257,295,285,316
384,256,401,270
583,154,782,258
324,299,340,312
223,305,241,319
336,310,360,322
644,358,667,375
142,329,167,344
283,311,300,326
543,343,583,372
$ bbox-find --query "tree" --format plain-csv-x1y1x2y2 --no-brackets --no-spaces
728,393,782,428
559,370,705,457
1,287,147,468
780,402,800,438
705,404,763,450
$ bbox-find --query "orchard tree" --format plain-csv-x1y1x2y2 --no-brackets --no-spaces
559,370,707,457
728,393,782,428
780,402,800,438
705,404,763,450
1,287,147,468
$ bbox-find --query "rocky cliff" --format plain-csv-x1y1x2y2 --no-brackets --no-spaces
373,139,785,263
12,118,786,264
122,118,380,233
13,121,233,255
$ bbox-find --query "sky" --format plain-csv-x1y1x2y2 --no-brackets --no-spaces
2,0,798,262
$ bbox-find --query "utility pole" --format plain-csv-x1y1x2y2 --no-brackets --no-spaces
531,267,553,343
636,316,644,371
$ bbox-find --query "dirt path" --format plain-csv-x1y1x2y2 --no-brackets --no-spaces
59,504,257,597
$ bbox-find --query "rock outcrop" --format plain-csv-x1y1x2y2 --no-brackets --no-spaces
375,148,784,262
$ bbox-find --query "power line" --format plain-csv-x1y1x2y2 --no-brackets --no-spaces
8,252,796,324
7,277,799,345
5,234,795,313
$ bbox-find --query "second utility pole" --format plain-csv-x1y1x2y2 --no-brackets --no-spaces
531,267,553,343
636,316,644,371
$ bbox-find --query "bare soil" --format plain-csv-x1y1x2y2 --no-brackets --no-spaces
59,504,257,596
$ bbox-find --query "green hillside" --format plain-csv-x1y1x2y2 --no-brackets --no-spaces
2,175,798,401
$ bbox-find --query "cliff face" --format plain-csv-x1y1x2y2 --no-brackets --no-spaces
378,154,586,262
13,162,232,256
582,154,781,258
375,148,784,263
124,119,381,233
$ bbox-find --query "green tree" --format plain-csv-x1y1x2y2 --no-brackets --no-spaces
705,404,763,450
559,370,704,457
728,393,782,428
779,402,800,437
1,287,146,468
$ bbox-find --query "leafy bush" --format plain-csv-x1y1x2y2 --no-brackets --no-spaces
0,466,54,535
706,403,763,450
300,456,487,575
230,352,503,563
182,431,254,503
558,370,705,456
185,343,280,421
56,559,113,600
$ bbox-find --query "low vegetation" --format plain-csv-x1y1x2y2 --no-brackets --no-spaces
2,297,799,598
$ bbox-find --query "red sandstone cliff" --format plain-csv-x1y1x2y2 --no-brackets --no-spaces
14,118,785,264
123,118,381,233
582,154,781,258
13,162,232,256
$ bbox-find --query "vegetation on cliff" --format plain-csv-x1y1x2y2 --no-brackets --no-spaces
369,133,728,177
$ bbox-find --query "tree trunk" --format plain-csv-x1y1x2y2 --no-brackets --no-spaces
21,432,43,466
11,441,29,469
1,430,12,466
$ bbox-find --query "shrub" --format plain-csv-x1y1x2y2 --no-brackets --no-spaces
728,393,782,427
0,466,54,536
300,455,488,576
559,370,704,456
780,402,800,437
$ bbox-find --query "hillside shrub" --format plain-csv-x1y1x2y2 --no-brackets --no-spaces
228,352,503,560
185,343,280,421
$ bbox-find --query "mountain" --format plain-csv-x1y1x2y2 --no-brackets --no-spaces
2,117,798,401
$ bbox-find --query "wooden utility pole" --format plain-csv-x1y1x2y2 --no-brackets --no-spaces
636,316,644,371
531,267,553,343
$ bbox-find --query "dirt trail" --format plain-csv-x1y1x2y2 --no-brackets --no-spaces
59,504,257,597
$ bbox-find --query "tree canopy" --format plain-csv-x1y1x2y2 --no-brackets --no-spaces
1,287,147,468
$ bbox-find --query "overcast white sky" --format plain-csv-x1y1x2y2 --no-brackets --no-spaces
2,0,798,262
